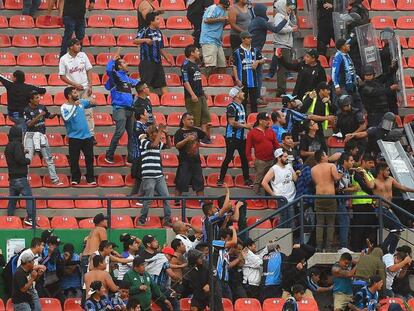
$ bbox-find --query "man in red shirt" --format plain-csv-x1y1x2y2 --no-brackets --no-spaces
246,112,280,194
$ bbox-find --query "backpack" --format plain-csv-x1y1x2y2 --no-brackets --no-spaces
3,248,26,297
282,297,298,311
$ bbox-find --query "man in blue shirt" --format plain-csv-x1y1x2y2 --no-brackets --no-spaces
271,111,287,143
61,86,96,185
218,87,252,187
332,252,356,311
232,31,265,113
133,12,173,95
200,0,230,76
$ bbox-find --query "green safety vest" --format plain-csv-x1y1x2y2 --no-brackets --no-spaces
351,170,375,205
306,96,330,130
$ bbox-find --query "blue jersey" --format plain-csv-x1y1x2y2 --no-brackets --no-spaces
353,286,379,310
233,46,262,88
225,101,246,140
262,251,283,286
61,99,91,139
131,121,148,160
331,50,357,90
136,27,164,63
199,4,226,46
212,240,229,282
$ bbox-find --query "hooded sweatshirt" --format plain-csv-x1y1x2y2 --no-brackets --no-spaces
248,4,288,51
273,0,297,49
355,247,386,289
5,126,31,179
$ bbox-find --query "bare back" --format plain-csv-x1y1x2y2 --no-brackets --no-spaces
84,270,111,298
312,163,337,195
373,177,394,202
83,227,107,256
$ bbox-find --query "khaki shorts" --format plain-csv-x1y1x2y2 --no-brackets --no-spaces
185,95,211,126
333,292,353,310
201,44,226,68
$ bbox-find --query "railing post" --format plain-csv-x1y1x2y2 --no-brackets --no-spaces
378,197,383,244
182,198,186,222
32,198,36,231
299,197,304,244
107,198,112,229
207,220,215,311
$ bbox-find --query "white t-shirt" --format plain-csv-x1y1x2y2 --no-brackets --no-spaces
117,253,134,281
58,51,92,88
383,253,398,290
270,163,296,202
176,234,199,253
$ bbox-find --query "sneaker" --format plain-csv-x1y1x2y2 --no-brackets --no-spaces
87,180,97,186
71,181,79,186
134,201,143,207
104,156,115,164
24,218,33,226
138,218,146,226
52,179,64,186
163,219,173,227
217,179,224,187
200,138,212,145
244,179,253,187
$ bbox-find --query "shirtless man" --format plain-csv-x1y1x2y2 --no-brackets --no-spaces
368,162,414,253
311,149,343,251
170,239,188,296
84,255,119,299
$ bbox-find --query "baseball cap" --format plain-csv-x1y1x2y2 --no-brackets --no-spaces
142,234,155,246
93,213,107,225
306,49,318,59
281,94,297,105
162,246,176,257
133,256,145,267
256,112,270,122
274,148,284,158
20,252,36,264
67,38,80,48
240,31,252,39
229,87,241,98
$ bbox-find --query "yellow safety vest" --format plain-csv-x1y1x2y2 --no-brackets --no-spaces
306,95,330,130
351,170,374,205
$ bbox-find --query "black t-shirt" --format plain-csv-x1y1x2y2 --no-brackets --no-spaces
174,128,206,161
336,110,364,136
299,133,328,156
63,0,88,18
137,248,157,260
12,266,32,305
23,104,50,134
133,96,154,125
181,59,203,98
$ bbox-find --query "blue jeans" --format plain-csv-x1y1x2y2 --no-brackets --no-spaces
13,303,32,311
139,177,171,222
337,199,350,248
8,177,34,219
22,0,41,16
106,108,134,162
379,206,403,254
60,16,86,57
279,204,294,229
29,287,41,311
257,64,263,97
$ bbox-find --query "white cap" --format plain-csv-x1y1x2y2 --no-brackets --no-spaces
274,148,284,158
229,87,241,98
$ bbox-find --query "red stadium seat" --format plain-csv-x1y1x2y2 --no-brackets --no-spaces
235,298,262,311
92,93,107,106
371,16,396,29
27,173,42,188
12,34,37,47
23,215,50,229
47,195,75,209
17,53,42,66
38,93,53,106
25,73,47,86
234,174,255,188
0,35,11,47
0,53,15,66
405,75,413,88
19,198,46,209
114,15,138,28
46,133,64,146
10,15,35,28
0,153,6,167
102,194,130,208
162,54,175,66
94,133,114,147
179,298,192,311
214,94,232,107
109,0,134,9
135,216,162,228
327,136,345,148
63,298,82,311
208,74,233,87
371,0,396,10
408,298,414,309
0,299,4,311
153,112,167,124
161,93,184,107
88,14,113,28
0,114,4,126
35,16,61,28
48,73,66,86
167,112,184,126
175,54,186,66
91,34,116,46
247,216,272,228
190,215,204,229
111,215,134,228
296,298,318,311
397,0,414,9
303,35,317,48
0,16,8,28
43,174,70,188
79,218,95,229
397,16,414,29
117,33,136,46
161,153,179,167
51,216,78,229
166,16,191,29
161,0,185,9
206,134,226,148
98,173,125,187
82,36,90,46
28,155,42,168
404,114,414,124
164,172,176,187
262,298,285,311
0,134,9,146
0,216,22,229
207,154,232,168
170,34,194,47
207,173,233,187
96,53,114,66
165,73,181,86
318,55,329,68
5,0,23,9
94,113,113,126
222,34,231,48
400,36,408,49
298,15,312,28
379,298,405,311
97,154,124,167
53,93,66,105
86,53,96,65
209,113,220,127
75,196,103,209
88,0,108,8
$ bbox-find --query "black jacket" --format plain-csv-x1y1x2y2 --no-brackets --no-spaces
281,244,315,292
359,72,395,113
0,75,46,115
278,58,327,100
5,126,31,179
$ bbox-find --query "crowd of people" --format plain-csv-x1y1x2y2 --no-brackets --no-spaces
3,0,414,309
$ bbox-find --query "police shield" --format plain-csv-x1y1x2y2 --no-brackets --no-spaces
333,0,349,40
388,36,407,107
304,0,318,37
355,24,383,76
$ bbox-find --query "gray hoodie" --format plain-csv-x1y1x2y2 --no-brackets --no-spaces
273,0,297,49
